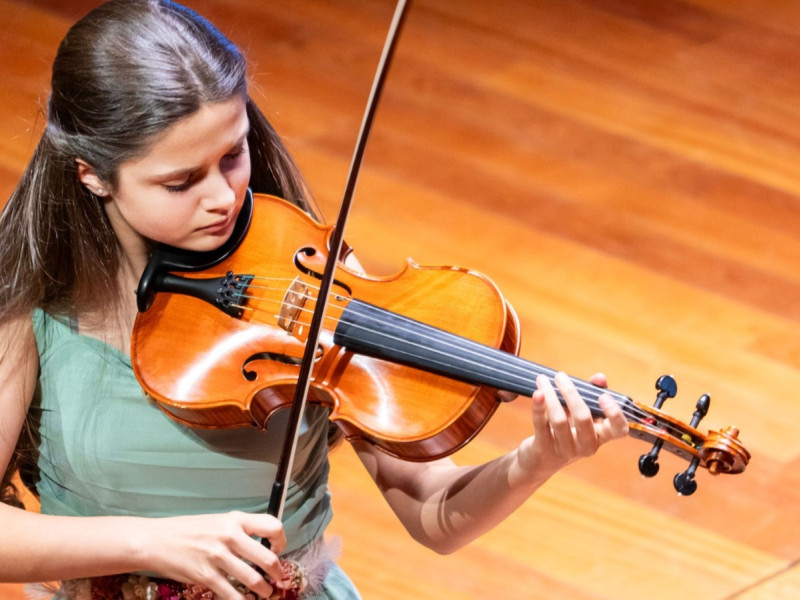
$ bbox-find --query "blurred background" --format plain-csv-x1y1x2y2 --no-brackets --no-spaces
2,1,799,598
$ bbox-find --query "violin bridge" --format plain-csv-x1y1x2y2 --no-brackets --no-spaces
278,277,310,334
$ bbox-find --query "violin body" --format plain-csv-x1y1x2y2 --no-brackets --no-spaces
133,191,749,489
132,192,521,460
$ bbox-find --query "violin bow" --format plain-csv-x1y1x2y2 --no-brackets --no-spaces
264,0,412,527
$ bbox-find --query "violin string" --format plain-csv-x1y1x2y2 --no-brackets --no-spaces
231,281,673,432
309,304,668,430
224,285,683,436
243,296,687,441
215,275,685,437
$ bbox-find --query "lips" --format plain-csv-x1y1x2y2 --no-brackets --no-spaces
201,212,234,234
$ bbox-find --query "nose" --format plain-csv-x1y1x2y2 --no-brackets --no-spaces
201,171,238,213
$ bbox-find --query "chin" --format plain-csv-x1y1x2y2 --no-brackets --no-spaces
187,234,232,253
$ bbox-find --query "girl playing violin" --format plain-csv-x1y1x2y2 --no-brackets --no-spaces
0,1,628,598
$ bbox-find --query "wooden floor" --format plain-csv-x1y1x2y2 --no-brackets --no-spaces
2,0,800,598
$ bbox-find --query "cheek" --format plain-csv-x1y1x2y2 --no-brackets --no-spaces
233,159,252,193
160,205,198,230
130,197,199,244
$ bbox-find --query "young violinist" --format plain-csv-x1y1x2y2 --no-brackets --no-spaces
0,1,629,598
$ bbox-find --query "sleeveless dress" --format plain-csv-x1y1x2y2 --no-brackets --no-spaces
32,309,360,599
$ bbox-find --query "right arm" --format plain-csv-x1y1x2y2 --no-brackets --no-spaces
0,315,288,600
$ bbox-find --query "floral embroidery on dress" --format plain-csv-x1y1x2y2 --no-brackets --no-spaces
30,537,340,600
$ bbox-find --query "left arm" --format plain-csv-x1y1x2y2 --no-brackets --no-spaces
353,372,629,554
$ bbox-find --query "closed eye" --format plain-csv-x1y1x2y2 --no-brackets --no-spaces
162,138,248,193
225,145,245,159
222,141,248,163
164,175,198,193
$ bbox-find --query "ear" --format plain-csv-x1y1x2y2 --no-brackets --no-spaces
76,159,109,197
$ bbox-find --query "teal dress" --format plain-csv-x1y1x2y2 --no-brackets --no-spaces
32,309,360,599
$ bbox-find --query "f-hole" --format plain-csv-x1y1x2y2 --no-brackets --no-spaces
294,247,353,298
242,345,324,381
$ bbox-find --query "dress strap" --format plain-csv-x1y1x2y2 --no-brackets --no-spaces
68,314,79,335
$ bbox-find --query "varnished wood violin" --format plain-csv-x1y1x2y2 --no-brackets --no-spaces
132,189,750,497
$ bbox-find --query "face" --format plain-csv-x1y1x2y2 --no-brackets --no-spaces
88,96,252,265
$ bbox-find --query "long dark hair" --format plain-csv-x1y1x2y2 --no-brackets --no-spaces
0,0,317,507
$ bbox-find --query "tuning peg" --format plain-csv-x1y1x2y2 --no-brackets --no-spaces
637,375,678,478
674,458,700,495
653,375,677,408
690,394,710,427
638,442,662,477
672,394,711,495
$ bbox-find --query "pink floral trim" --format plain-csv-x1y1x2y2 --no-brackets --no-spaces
48,559,306,600
30,538,339,600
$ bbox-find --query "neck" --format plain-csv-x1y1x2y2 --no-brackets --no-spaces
74,262,140,355
333,299,635,417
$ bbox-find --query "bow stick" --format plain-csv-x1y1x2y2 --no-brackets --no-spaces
264,0,412,528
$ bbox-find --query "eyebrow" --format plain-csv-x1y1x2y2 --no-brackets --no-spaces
152,166,196,182
150,132,249,182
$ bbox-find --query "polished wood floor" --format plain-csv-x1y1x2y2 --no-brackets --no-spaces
2,0,800,598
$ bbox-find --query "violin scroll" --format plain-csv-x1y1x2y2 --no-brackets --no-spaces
700,427,749,475
633,376,750,495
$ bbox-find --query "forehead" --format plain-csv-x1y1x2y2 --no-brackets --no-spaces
125,97,249,174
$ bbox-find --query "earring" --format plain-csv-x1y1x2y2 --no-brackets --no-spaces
94,188,105,196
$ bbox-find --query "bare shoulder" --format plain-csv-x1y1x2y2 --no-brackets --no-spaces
0,313,38,471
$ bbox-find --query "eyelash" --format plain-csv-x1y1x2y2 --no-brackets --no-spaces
164,178,196,194
226,146,246,160
163,146,247,194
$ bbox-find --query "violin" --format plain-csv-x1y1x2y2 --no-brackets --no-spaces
132,189,750,496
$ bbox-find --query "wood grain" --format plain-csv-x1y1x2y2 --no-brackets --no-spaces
1,0,798,598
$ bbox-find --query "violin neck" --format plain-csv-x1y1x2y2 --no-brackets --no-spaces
333,299,633,417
